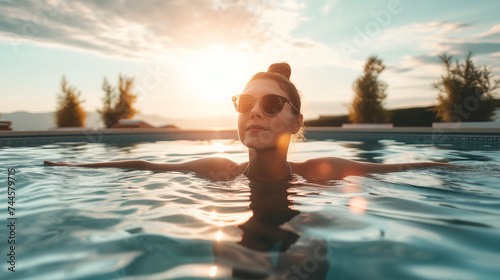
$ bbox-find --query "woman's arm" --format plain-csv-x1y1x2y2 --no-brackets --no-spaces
299,157,457,180
44,158,246,181
44,160,155,169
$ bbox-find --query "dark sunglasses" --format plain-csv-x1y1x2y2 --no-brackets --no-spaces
232,94,299,116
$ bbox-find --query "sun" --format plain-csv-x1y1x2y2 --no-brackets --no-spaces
183,45,255,105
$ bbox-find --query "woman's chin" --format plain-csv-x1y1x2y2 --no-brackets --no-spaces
243,140,275,151
240,131,293,152
242,134,274,150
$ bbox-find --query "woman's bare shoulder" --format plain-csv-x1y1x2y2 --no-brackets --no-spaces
290,157,362,180
193,157,247,181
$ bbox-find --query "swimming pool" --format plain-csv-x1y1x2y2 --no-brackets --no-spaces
1,139,499,279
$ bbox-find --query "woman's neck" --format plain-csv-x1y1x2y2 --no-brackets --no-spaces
246,148,290,182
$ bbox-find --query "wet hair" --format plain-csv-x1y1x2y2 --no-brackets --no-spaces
246,62,301,115
246,62,306,142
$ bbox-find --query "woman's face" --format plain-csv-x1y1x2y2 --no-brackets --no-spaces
237,78,303,151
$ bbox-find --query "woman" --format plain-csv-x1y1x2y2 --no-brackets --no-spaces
44,62,453,182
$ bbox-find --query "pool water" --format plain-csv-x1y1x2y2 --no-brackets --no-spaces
1,140,500,280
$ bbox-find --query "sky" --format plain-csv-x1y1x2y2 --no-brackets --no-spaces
1,0,499,126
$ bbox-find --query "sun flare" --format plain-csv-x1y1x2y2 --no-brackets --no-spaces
211,141,225,153
209,266,217,277
183,45,255,105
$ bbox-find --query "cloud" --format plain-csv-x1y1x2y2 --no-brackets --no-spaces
375,21,469,41
377,20,500,77
405,21,471,34
474,24,500,41
443,42,500,55
374,21,472,50
379,21,500,57
385,54,444,84
407,54,442,65
291,38,320,48
321,0,337,15
0,0,311,59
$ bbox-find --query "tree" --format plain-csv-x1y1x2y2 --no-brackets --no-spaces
98,75,138,128
348,56,389,123
433,52,499,122
55,76,86,127
98,77,119,128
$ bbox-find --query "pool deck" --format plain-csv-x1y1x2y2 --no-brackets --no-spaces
1,126,500,149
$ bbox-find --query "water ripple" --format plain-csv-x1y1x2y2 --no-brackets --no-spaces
1,141,499,279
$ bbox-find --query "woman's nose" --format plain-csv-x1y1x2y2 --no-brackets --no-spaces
249,100,264,118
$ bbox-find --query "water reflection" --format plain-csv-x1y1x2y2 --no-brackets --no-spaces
103,142,140,153
340,140,387,163
213,177,329,279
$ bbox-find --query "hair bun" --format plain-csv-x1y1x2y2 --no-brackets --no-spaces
267,62,291,80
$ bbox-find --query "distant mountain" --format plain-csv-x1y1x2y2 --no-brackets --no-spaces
0,111,237,131
1,111,57,131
